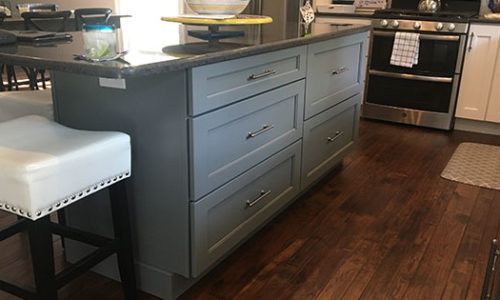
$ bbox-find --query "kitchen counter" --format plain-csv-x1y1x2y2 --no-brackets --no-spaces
0,19,370,300
470,15,500,23
0,21,370,78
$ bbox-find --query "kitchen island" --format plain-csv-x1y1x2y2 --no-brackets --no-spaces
0,21,370,299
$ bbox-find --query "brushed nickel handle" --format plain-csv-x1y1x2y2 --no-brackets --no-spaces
327,130,344,143
369,70,453,83
373,31,460,41
248,69,276,81
332,67,348,76
247,124,274,139
246,190,271,207
468,32,474,52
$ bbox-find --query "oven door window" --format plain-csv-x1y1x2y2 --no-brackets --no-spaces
366,74,453,113
370,32,461,76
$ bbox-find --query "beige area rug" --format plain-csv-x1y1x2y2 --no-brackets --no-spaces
441,142,500,190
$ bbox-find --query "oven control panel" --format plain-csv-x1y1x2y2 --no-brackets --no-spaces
374,19,467,33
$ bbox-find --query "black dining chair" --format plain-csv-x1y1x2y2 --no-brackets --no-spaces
21,11,72,33
481,239,500,300
0,11,19,91
21,11,72,89
74,8,112,31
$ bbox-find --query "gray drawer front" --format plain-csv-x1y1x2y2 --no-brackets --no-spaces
189,46,306,116
190,80,304,200
191,141,302,277
305,32,366,119
302,94,361,189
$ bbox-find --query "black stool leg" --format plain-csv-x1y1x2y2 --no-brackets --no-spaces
40,70,47,89
57,209,66,250
6,65,18,91
21,66,38,90
109,180,136,300
28,216,57,300
9,66,19,91
0,64,5,91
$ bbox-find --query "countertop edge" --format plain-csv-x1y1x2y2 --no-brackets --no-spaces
470,17,500,24
7,24,371,79
119,24,372,78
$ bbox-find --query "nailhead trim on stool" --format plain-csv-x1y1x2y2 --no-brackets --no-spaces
0,171,131,219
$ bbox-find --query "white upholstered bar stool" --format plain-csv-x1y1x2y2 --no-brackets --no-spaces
0,89,53,122
0,115,136,299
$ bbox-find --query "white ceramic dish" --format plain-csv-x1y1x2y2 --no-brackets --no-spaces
185,0,250,15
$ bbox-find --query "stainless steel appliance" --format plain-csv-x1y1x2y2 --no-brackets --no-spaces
417,0,441,12
363,0,480,130
244,0,301,41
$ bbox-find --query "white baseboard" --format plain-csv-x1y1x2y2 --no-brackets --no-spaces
454,118,500,136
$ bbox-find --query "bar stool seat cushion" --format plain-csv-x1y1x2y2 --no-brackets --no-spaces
0,89,53,122
0,115,131,220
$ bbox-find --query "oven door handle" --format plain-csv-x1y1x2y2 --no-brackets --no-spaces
373,31,460,42
369,70,453,83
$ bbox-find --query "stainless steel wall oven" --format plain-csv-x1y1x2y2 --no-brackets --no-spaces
363,15,469,130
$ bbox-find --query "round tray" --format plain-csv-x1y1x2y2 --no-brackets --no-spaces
161,14,273,26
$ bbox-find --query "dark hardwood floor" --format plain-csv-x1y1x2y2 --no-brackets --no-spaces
1,119,500,299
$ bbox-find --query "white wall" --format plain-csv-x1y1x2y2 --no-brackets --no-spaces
118,0,182,51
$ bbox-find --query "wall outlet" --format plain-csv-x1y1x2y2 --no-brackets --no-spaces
98,77,127,89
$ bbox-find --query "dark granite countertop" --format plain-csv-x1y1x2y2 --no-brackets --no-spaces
0,20,370,78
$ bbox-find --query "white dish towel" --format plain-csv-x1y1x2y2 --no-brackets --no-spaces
390,32,420,68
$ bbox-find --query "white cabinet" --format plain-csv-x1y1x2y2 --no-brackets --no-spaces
456,24,500,123
487,45,500,123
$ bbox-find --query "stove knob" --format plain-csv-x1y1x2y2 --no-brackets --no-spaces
380,19,388,27
414,22,421,29
448,23,456,31
391,20,399,28
436,23,444,31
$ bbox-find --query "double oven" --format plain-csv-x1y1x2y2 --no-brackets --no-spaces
363,10,473,130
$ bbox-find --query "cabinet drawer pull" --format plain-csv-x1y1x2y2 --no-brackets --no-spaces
246,190,272,207
248,69,276,81
247,124,274,139
327,130,344,143
468,32,474,52
332,67,348,76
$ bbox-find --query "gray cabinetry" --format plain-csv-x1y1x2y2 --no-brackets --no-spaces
190,81,304,200
302,94,361,189
191,141,302,277
189,33,366,277
55,31,367,300
305,32,366,119
189,46,307,115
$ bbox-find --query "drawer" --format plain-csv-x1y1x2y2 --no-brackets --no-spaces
190,80,304,200
189,46,307,116
302,94,361,189
191,141,302,277
305,32,366,119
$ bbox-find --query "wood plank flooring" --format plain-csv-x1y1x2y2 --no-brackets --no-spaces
1,119,500,299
